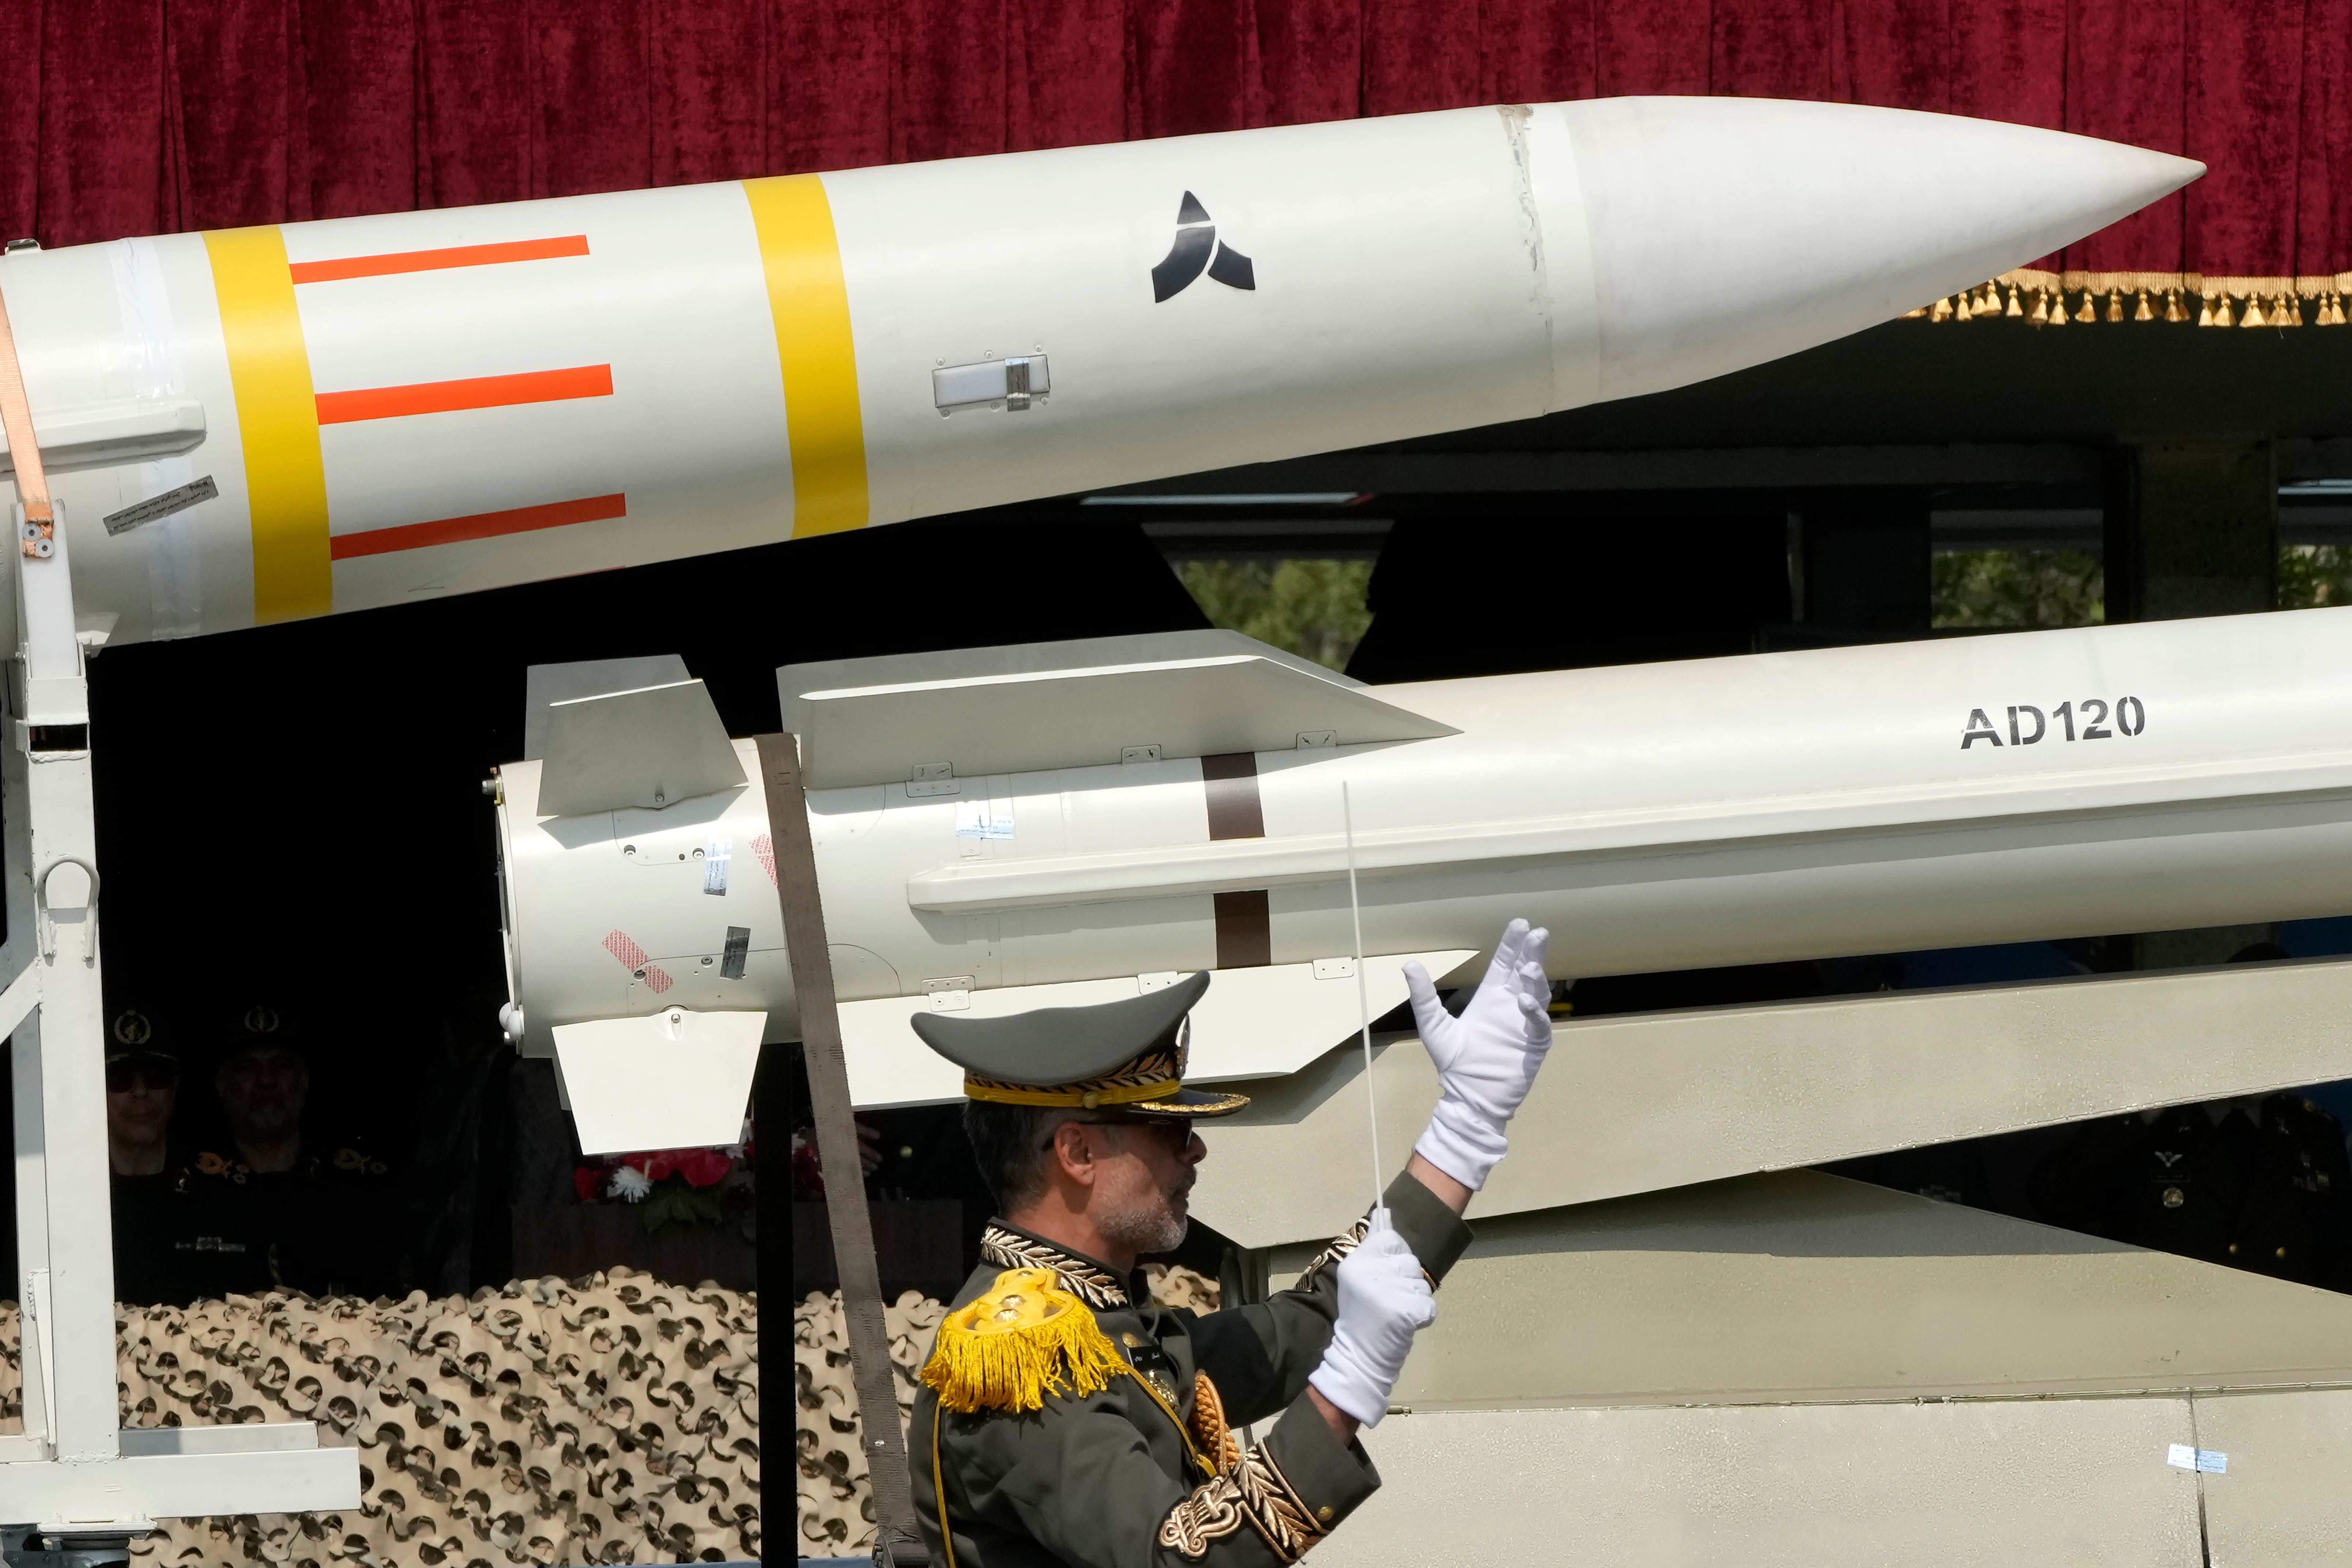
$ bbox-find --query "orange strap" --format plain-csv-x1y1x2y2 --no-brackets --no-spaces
0,268,53,553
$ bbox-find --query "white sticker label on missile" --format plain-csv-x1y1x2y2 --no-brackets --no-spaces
704,838,731,894
102,474,217,535
2166,1444,2227,1473
955,804,1014,840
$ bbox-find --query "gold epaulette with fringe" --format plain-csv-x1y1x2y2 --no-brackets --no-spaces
921,1267,1130,1414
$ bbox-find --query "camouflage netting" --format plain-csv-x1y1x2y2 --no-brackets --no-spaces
795,1265,1219,1556
0,1270,757,1567
1141,1262,1220,1317
791,1292,944,1559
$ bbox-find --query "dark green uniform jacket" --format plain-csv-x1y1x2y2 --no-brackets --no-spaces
913,1172,1472,1568
2031,1094,2352,1288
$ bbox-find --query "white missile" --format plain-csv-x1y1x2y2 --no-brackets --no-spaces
496,607,2352,1146
0,99,2191,643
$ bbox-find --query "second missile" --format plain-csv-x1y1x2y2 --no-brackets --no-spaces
493,605,2352,1137
1,98,2194,641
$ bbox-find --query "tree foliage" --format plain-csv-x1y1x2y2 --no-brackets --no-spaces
2278,545,2352,609
1178,558,1374,671
1184,543,2339,661
1932,549,2104,630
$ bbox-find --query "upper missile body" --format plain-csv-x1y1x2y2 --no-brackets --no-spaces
0,101,2193,643
498,607,2352,1127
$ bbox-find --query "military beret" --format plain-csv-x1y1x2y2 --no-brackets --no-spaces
910,970,1248,1116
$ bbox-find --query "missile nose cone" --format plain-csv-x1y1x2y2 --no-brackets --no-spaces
1552,97,2204,404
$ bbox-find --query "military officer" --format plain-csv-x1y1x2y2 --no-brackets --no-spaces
104,1005,258,1304
187,1006,403,1296
910,919,1556,1567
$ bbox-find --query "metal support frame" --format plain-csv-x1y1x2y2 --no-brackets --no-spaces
0,502,356,1538
754,734,928,1568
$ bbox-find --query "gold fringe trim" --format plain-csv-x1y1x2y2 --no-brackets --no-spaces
921,1267,1131,1414
1912,269,2352,326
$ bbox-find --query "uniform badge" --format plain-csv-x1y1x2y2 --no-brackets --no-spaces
1121,1331,1182,1408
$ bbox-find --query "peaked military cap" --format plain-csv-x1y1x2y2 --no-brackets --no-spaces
910,970,1249,1116
105,1005,179,1075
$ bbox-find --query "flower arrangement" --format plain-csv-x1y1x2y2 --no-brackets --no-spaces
574,1128,754,1234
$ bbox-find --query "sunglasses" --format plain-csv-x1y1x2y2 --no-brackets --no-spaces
1053,1115,1192,1152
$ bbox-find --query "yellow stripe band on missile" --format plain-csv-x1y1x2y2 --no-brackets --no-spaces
742,175,869,537
202,226,331,622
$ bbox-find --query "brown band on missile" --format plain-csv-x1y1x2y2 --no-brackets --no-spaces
1202,752,1265,840
1202,753,1271,966
1212,890,1272,969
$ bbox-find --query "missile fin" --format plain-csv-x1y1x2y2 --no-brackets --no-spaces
537,676,748,817
525,655,692,759
781,630,1456,790
838,950,1476,1109
552,1008,765,1155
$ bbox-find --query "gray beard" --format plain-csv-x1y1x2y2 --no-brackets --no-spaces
1099,1196,1188,1258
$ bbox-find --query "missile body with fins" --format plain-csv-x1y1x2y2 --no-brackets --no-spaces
497,606,2352,1148
0,99,2193,643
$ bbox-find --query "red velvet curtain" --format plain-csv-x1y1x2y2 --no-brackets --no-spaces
3,0,2347,286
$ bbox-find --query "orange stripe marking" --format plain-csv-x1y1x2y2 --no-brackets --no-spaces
289,235,591,284
329,494,628,561
315,364,611,424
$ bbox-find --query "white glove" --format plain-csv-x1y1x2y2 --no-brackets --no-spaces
1406,917,1554,1190
1307,1210,1436,1428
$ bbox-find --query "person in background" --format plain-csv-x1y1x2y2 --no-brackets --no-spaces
107,1023,178,1178
2029,943,2352,1291
106,1007,254,1304
216,1026,309,1174
193,1005,401,1298
109,1007,188,1304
